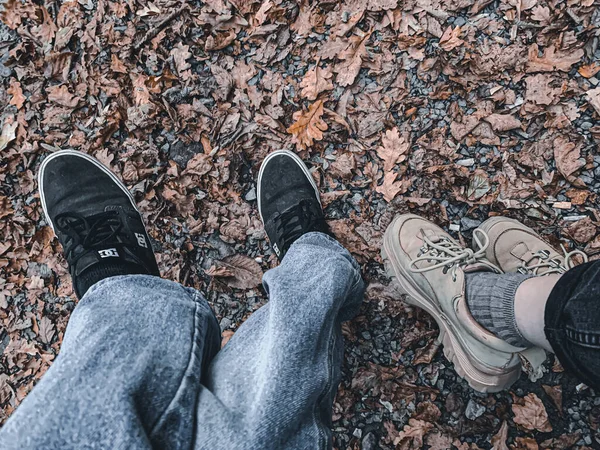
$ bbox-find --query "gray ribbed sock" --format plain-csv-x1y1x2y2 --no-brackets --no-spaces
464,272,534,348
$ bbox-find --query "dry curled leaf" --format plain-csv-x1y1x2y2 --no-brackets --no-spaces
527,44,584,73
206,254,263,290
0,120,18,152
542,384,563,415
287,100,328,149
586,87,600,115
335,33,369,87
7,79,25,110
47,84,81,108
300,62,334,101
553,135,584,180
37,316,55,344
484,114,522,132
512,393,552,432
439,26,463,51
491,421,509,450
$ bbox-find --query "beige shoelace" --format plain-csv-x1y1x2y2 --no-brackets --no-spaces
518,247,588,275
409,229,501,281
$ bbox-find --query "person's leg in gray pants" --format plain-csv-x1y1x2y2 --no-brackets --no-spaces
0,232,363,450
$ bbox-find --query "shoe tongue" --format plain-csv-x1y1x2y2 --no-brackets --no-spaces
463,261,496,273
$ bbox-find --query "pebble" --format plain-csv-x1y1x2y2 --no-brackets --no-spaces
581,121,593,130
456,158,475,166
461,217,482,230
362,432,377,450
245,187,257,202
465,399,486,420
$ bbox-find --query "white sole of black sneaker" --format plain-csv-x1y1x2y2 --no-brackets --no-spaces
37,149,139,231
256,149,321,223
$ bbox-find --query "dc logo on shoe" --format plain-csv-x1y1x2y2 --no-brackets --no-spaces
98,248,119,258
135,233,148,248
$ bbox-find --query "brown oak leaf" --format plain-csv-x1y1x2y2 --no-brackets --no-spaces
287,100,328,149
335,32,369,87
553,135,584,180
171,42,192,77
484,114,522,132
439,26,463,51
586,87,600,115
7,79,25,110
206,254,263,290
38,316,55,344
393,419,433,449
300,62,334,101
377,127,410,172
527,44,584,73
47,84,81,107
512,393,552,432
376,171,410,202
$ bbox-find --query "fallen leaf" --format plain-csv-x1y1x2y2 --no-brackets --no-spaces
491,421,509,450
439,26,463,51
394,419,433,449
0,120,18,152
38,316,55,344
578,62,600,79
300,62,334,101
376,171,409,202
377,127,410,172
512,437,539,450
527,44,584,73
171,42,192,76
206,254,263,290
540,432,582,450
413,339,440,365
512,393,552,432
110,54,128,74
47,84,81,107
335,33,369,87
586,87,600,115
287,100,328,149
566,217,596,244
7,79,25,110
484,113,522,132
530,5,551,24
542,384,563,415
524,74,562,106
553,135,584,180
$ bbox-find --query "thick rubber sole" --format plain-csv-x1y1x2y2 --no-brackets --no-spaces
381,218,521,393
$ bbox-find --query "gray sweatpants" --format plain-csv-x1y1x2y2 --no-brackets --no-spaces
0,232,364,450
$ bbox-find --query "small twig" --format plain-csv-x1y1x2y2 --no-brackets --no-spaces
132,3,190,54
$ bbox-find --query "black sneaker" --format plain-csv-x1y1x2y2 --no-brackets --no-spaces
257,150,331,260
38,150,160,298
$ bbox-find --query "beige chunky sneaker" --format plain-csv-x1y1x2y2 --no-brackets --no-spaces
475,216,588,275
382,214,540,393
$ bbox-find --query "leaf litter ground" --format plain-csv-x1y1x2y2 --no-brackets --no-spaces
1,0,600,448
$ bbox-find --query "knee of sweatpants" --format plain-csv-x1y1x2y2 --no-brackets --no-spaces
545,261,600,391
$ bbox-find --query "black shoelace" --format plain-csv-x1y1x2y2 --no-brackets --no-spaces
273,200,327,252
54,210,126,264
